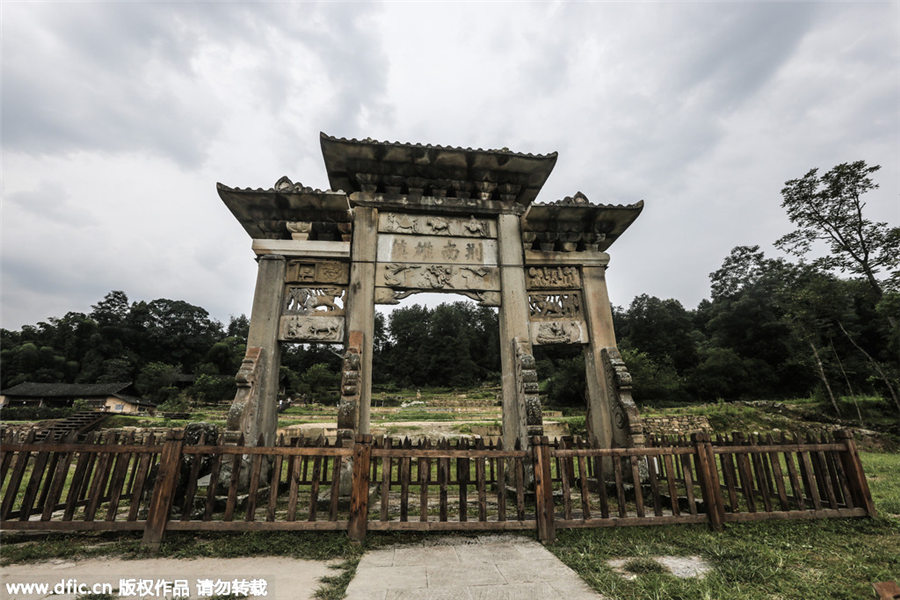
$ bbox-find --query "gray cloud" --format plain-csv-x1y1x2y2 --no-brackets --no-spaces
2,3,393,169
1,2,897,328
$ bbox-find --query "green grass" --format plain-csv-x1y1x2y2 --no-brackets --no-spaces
314,559,360,600
622,557,669,575
549,516,900,600
861,452,900,515
544,449,900,599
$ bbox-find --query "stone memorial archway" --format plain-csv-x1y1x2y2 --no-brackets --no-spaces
220,134,644,450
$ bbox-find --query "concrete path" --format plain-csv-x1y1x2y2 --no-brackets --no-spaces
345,534,606,600
1,556,336,600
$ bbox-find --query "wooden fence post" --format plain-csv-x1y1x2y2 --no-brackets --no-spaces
348,434,373,542
834,430,876,517
533,436,555,543
142,430,184,550
692,432,725,531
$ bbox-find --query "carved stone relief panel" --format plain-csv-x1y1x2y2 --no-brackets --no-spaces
374,287,501,307
379,212,497,238
514,338,543,436
225,346,263,439
530,320,588,345
376,263,501,291
285,260,349,285
278,316,344,343
377,234,498,266
457,290,501,306
525,266,581,290
337,330,363,440
601,347,644,446
283,286,346,316
528,292,582,320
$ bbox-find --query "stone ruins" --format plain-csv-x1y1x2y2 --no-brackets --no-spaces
219,133,645,451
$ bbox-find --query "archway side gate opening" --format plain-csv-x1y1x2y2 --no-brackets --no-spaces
220,133,645,452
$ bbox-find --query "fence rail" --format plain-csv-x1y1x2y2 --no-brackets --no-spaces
0,428,875,547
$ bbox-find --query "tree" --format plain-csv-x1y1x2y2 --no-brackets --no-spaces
226,314,250,339
776,161,900,298
188,373,236,405
136,362,181,405
616,294,698,373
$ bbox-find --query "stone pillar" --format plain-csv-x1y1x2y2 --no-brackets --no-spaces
497,213,532,450
581,261,617,449
346,206,378,435
228,254,285,446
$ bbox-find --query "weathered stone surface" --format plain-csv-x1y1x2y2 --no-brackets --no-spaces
251,239,350,258
376,263,500,291
525,265,581,289
527,291,583,319
522,193,643,252
642,415,712,437
285,260,349,284
379,213,497,238
530,320,587,345
346,206,378,434
602,347,644,448
374,287,501,306
344,536,606,600
283,285,345,315
377,234,498,266
497,213,531,451
278,315,344,343
320,133,558,210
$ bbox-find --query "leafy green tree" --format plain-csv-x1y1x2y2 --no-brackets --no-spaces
777,161,900,297
226,314,250,339
616,295,698,373
541,353,585,407
188,373,236,405
298,363,341,404
96,357,136,383
687,347,749,401
136,361,181,405
385,304,431,386
619,347,685,403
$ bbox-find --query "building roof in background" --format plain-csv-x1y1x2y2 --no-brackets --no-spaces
1,381,133,397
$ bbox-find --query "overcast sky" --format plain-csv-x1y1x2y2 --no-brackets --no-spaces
2,1,898,330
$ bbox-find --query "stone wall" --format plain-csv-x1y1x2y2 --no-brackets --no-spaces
642,415,712,438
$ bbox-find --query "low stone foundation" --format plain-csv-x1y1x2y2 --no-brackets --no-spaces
642,415,712,438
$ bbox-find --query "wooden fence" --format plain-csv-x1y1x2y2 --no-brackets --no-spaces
0,428,874,547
